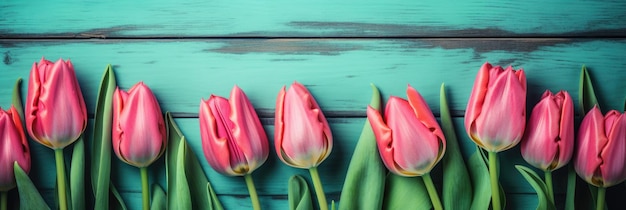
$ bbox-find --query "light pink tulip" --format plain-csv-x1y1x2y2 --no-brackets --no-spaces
521,90,574,171
275,82,332,169
25,58,87,149
0,106,31,191
465,62,527,152
575,106,626,187
367,85,446,176
199,86,269,176
112,82,166,168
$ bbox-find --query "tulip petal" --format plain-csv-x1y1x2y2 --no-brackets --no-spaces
465,62,492,146
229,86,268,173
575,106,606,186
521,91,561,170
599,111,626,187
366,106,398,174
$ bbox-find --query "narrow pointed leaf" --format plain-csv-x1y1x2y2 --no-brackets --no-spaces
579,65,600,114
11,78,24,120
288,175,314,210
151,184,167,210
338,84,386,210
110,183,128,210
70,136,85,210
206,183,224,210
468,147,490,210
91,65,117,210
440,83,472,209
14,162,51,210
382,174,431,209
166,112,223,209
515,165,556,210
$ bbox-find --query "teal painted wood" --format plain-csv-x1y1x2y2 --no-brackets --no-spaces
1,39,625,116
1,0,625,37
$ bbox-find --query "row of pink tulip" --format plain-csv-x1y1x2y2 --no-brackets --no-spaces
0,58,624,210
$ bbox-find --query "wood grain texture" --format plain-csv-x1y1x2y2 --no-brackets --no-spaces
1,0,626,38
1,39,625,116
2,1,626,209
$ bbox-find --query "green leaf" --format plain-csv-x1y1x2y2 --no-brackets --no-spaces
70,136,85,210
515,165,556,210
166,112,223,210
468,147,490,210
151,184,167,210
14,162,51,210
579,65,600,114
338,84,386,210
206,183,224,210
382,174,431,209
11,78,24,120
91,64,117,210
440,83,472,210
109,183,128,210
288,175,314,210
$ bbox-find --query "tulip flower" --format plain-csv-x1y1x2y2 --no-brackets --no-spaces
0,106,31,193
199,85,268,210
25,58,87,150
367,85,446,210
574,106,626,210
25,58,87,210
112,82,166,210
464,62,526,210
521,90,573,202
275,81,332,210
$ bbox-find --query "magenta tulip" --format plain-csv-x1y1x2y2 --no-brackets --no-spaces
575,106,626,187
367,85,446,177
112,82,167,168
0,106,30,192
199,85,269,176
25,58,87,149
465,62,527,152
275,81,332,169
521,90,574,171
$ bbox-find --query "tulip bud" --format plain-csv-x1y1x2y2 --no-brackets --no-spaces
465,62,527,152
575,106,626,187
275,82,332,169
521,90,574,171
0,106,31,191
199,86,269,176
112,82,166,168
367,85,446,176
25,58,87,149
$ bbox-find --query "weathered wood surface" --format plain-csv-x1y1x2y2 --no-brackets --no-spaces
1,1,626,37
1,0,626,209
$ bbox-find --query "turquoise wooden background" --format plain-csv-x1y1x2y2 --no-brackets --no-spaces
1,0,626,209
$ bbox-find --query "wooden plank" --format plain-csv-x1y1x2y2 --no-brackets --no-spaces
1,39,625,116
1,0,625,38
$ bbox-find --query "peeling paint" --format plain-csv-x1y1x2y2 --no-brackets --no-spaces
208,39,361,55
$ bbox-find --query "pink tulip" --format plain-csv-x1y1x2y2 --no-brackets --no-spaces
521,90,574,171
25,58,87,149
112,82,166,168
199,86,269,176
465,62,527,152
275,82,332,169
0,106,31,191
575,106,626,187
367,85,446,176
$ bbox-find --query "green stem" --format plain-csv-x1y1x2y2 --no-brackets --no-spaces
488,151,501,210
422,173,443,210
596,187,605,210
55,149,68,210
1,191,7,210
140,167,149,210
545,170,554,204
244,174,261,210
309,167,328,210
